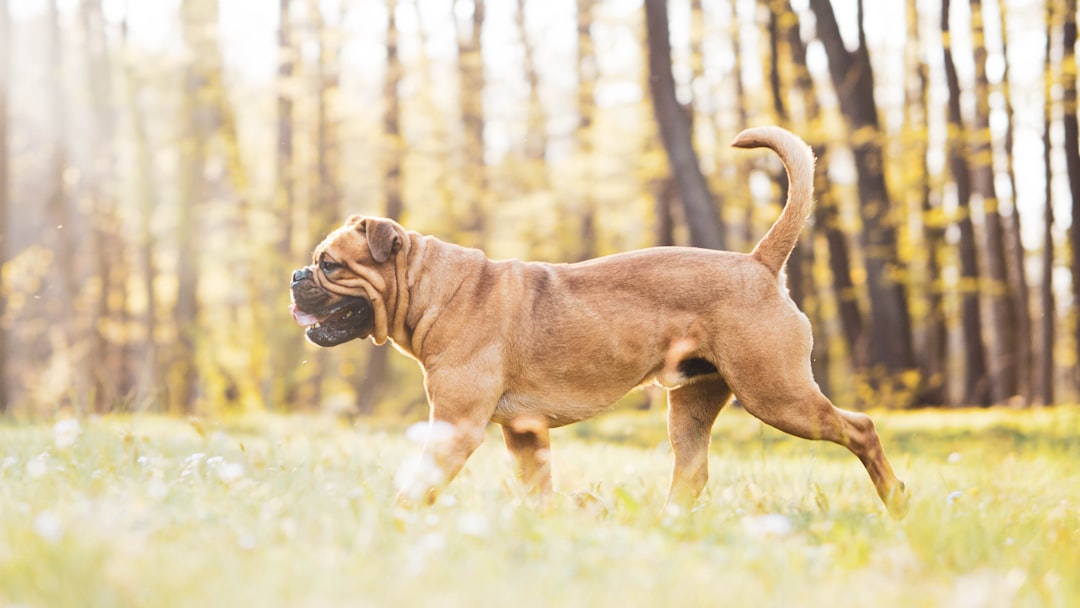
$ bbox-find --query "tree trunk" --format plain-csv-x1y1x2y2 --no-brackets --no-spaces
121,6,161,410
0,0,9,413
643,0,724,250
178,0,253,412
381,0,403,266
774,0,844,394
755,4,838,398
970,0,1020,404
764,4,797,306
45,0,84,411
411,3,455,222
516,0,547,166
575,0,597,260
781,0,864,368
636,7,677,250
80,0,125,412
941,0,990,406
308,0,342,240
689,0,704,92
268,0,298,411
995,0,1033,403
299,0,346,411
355,0,404,416
174,0,220,414
763,2,808,311
654,178,677,247
764,0,827,387
729,0,752,250
1038,0,1056,406
204,12,257,411
276,0,295,261
1063,0,1080,389
905,0,946,405
807,0,916,401
455,0,487,248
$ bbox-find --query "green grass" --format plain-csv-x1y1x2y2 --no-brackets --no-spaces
1,406,1077,607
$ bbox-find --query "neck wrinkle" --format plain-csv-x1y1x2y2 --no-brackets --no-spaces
389,232,428,359
396,235,483,362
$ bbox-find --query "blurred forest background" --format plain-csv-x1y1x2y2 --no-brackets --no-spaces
0,0,1078,418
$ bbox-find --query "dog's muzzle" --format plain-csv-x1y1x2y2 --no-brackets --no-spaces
289,267,374,347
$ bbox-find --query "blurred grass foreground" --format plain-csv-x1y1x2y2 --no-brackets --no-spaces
0,405,1077,607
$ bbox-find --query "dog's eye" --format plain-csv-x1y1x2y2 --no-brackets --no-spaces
319,259,341,274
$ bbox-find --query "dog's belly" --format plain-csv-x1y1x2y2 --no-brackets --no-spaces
491,375,649,428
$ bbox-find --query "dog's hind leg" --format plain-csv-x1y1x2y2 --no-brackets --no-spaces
501,416,553,497
736,385,909,519
664,375,732,513
720,304,909,518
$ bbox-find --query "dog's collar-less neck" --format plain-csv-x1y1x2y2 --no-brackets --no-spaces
393,234,484,362
385,231,425,356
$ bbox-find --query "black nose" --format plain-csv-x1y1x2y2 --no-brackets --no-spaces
291,268,312,283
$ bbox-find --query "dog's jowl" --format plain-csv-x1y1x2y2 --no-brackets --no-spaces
289,126,910,519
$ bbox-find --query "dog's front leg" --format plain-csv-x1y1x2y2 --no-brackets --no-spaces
394,418,487,507
394,372,498,507
501,416,553,497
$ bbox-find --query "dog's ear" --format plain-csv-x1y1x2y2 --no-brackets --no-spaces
358,218,401,264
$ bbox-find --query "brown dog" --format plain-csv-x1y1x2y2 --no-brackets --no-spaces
289,126,909,518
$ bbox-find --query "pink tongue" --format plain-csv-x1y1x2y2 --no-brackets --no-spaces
289,304,322,327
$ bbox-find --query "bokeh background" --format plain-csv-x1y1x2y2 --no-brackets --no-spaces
0,0,1077,417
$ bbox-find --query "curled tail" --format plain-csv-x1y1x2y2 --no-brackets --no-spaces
731,126,816,276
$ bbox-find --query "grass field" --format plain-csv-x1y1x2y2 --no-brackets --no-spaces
1,405,1077,607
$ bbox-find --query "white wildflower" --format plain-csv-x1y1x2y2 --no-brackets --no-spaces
395,454,445,503
403,532,447,578
147,479,169,500
947,490,963,505
456,512,491,537
952,569,1024,608
53,418,81,449
279,517,298,540
238,534,257,550
33,510,63,544
25,454,49,479
662,502,685,518
180,453,207,480
741,513,795,539
418,532,445,553
405,421,429,444
947,452,963,464
405,420,457,446
216,461,245,483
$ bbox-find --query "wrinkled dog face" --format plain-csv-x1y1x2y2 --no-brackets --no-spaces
289,216,397,347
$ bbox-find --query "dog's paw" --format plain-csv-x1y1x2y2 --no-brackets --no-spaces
886,480,910,520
